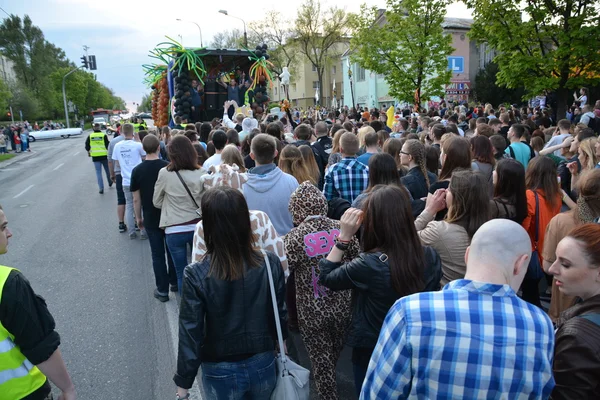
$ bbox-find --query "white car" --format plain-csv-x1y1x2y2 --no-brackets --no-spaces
28,128,83,142
93,117,108,130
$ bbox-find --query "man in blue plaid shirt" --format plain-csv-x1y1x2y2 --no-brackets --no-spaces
361,219,555,399
323,132,369,203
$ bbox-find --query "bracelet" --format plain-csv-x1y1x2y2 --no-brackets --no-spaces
335,239,350,251
336,237,350,243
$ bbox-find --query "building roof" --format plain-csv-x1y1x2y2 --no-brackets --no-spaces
442,17,474,30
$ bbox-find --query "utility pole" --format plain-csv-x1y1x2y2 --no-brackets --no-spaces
63,67,83,129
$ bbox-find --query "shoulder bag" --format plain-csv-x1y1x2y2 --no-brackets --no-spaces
525,191,544,280
175,171,202,218
262,251,310,400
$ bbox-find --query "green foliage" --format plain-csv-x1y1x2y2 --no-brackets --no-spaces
351,0,453,104
0,14,126,119
139,93,152,112
465,0,600,117
0,78,11,111
293,0,350,102
474,62,526,106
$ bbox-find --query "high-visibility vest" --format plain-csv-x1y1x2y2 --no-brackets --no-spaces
89,131,108,157
0,266,47,400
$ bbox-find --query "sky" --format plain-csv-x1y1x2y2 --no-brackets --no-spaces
2,0,471,112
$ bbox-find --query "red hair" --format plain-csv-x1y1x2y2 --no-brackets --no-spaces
567,224,600,267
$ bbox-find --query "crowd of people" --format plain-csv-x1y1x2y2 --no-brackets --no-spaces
2,93,600,400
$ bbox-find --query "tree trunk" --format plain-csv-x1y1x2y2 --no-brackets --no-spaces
318,69,324,106
555,86,569,124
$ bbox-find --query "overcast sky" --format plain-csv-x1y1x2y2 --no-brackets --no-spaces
3,0,471,111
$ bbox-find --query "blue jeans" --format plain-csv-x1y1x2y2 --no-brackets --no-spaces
202,351,276,400
165,231,194,293
94,159,111,190
146,227,177,294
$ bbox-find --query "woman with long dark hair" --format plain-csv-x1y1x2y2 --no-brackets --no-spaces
320,185,441,396
470,135,495,196
549,223,600,399
490,158,528,224
520,156,562,306
400,139,438,200
175,186,286,400
382,137,407,177
153,135,206,292
352,153,401,208
416,169,490,285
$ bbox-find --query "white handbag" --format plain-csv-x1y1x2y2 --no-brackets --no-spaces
262,251,310,400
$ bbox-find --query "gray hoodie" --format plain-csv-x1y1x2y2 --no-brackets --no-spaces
243,164,299,236
580,111,595,127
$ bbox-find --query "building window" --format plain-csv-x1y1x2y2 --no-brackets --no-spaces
312,64,317,72
292,83,297,92
332,65,337,74
274,87,278,95
357,66,366,81
312,81,319,89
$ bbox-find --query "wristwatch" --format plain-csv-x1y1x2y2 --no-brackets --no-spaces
335,238,350,251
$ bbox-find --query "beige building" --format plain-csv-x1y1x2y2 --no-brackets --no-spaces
270,42,349,109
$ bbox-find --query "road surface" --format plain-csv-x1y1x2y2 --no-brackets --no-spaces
0,135,357,399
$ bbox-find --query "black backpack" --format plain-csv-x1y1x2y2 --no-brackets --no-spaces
587,117,600,135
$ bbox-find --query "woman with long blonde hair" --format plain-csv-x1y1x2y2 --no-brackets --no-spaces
327,129,347,167
279,145,317,185
298,145,321,186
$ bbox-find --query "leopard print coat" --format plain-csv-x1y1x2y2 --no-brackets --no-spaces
284,182,359,400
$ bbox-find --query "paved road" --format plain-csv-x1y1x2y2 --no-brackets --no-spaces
0,135,357,400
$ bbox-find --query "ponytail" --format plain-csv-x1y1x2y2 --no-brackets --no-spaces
405,139,429,189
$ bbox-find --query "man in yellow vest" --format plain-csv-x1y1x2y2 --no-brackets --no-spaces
85,123,111,194
0,204,76,399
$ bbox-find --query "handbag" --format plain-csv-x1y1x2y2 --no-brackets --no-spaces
262,251,310,400
525,191,544,280
175,171,202,218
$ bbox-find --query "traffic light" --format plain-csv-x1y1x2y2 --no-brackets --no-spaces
80,55,89,69
88,55,97,70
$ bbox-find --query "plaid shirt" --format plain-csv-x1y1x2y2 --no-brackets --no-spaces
361,280,555,400
323,157,369,203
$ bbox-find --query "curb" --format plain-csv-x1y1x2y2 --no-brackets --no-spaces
0,151,38,169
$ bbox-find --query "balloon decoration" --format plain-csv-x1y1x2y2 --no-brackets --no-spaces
145,36,208,126
245,44,275,109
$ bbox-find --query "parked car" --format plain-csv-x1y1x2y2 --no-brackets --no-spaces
28,128,83,142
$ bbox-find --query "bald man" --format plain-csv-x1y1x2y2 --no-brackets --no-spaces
360,219,555,399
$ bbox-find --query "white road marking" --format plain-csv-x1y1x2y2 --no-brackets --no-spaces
13,184,34,199
0,168,16,171
165,297,204,399
73,151,80,156
53,163,64,171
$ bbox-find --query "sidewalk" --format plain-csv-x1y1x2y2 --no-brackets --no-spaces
0,150,38,169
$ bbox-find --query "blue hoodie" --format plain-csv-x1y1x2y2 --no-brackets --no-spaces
243,164,299,236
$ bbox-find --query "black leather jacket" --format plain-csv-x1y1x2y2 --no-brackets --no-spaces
173,252,287,389
551,294,600,400
319,247,441,349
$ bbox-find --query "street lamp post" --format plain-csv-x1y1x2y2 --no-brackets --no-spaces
218,10,248,48
176,19,203,47
62,67,83,129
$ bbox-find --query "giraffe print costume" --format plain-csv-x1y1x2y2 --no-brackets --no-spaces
284,182,359,399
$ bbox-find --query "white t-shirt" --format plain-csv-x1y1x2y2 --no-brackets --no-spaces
203,153,222,170
112,139,146,186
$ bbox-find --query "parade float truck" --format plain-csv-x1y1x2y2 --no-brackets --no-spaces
145,38,276,126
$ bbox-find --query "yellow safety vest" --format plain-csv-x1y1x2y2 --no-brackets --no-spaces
89,131,108,157
0,266,47,400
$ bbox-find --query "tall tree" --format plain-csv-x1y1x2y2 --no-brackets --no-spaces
474,62,525,106
249,11,300,78
210,29,246,49
138,93,152,112
465,0,600,118
293,0,350,103
351,0,453,106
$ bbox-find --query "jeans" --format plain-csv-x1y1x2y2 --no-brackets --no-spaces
123,186,137,235
93,159,111,190
0,146,5,154
146,227,177,294
165,231,195,293
20,134,27,151
202,351,276,400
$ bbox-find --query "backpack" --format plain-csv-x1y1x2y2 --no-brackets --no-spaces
587,117,600,135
